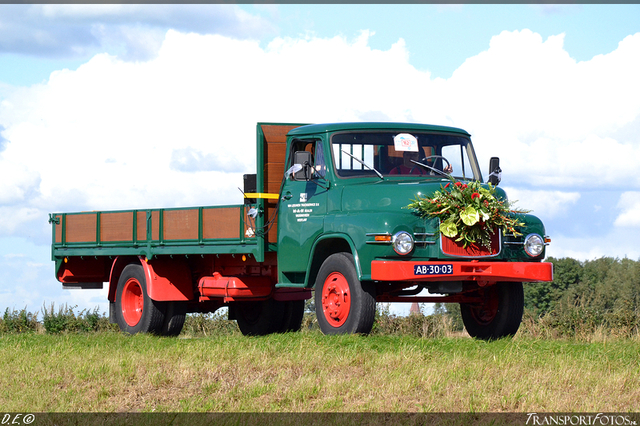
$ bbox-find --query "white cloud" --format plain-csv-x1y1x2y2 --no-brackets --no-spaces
546,231,640,261
1,28,640,312
0,5,275,60
614,192,640,227
502,187,580,219
0,28,639,236
439,30,640,189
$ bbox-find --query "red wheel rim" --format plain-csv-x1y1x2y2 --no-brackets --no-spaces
321,272,351,327
469,287,499,325
122,278,143,327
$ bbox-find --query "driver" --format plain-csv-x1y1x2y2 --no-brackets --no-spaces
389,151,424,175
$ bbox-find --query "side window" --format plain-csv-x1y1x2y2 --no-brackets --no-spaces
288,139,323,181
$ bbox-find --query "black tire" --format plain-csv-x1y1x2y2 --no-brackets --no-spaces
115,263,165,335
236,299,285,336
314,253,376,335
460,282,524,340
161,302,186,337
278,300,305,333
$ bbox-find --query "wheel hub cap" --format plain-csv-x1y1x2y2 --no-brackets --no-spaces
122,278,143,327
321,272,351,327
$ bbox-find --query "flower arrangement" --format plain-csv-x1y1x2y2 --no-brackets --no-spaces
406,179,529,249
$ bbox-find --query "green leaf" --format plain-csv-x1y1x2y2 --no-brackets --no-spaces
460,206,479,226
440,220,458,238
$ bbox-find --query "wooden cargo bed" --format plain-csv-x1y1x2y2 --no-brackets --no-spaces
50,204,260,259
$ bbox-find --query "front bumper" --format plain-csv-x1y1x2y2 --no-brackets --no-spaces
371,260,553,283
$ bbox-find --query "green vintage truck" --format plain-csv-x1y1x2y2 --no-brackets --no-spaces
50,122,553,339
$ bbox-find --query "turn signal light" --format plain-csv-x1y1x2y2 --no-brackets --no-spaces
375,235,392,242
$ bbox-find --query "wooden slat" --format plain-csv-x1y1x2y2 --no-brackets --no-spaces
54,215,62,244
203,207,241,239
152,211,160,240
163,209,199,240
265,141,287,164
66,214,97,243
136,211,147,241
264,163,285,195
100,212,133,242
260,124,292,143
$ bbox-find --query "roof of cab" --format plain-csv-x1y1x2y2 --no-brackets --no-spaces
287,122,470,137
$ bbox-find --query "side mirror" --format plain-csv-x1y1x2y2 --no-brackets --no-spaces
488,157,501,186
293,151,312,181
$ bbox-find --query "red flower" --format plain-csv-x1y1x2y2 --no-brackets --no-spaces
454,182,462,188
471,192,480,199
444,183,450,188
461,184,468,190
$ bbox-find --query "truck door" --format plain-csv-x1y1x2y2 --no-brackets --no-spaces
277,138,329,286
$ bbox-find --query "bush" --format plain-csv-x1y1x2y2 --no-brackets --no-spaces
0,307,39,333
41,303,116,334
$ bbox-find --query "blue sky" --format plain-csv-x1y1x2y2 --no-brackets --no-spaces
0,4,639,316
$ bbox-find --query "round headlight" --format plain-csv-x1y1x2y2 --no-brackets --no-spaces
392,231,414,255
524,234,544,257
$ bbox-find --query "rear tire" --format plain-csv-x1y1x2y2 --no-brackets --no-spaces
115,263,165,335
460,282,524,340
161,302,186,336
315,253,376,335
236,299,285,336
279,300,305,333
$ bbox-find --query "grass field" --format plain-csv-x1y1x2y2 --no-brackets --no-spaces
1,332,638,413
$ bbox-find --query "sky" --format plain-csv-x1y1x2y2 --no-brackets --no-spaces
0,4,639,317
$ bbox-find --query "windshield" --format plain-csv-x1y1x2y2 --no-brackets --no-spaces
331,131,481,181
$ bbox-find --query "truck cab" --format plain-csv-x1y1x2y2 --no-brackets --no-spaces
270,122,552,338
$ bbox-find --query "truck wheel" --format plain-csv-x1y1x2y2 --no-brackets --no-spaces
115,263,165,335
460,282,524,340
279,300,305,333
161,302,186,337
315,253,376,335
236,299,285,336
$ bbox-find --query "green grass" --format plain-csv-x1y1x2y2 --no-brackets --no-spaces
1,332,638,413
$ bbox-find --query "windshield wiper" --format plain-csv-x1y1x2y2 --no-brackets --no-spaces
410,160,450,178
341,150,383,179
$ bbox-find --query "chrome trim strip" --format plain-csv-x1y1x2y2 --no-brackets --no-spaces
413,232,436,245
440,229,502,259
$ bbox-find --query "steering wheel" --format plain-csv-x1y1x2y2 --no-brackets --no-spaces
410,155,451,175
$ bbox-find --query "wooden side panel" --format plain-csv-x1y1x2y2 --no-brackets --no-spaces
163,209,199,241
260,124,302,244
136,211,147,241
260,124,298,195
54,215,63,244
203,207,241,239
66,214,97,243
100,212,133,242
151,210,160,241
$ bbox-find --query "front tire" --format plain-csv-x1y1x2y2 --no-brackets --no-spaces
315,253,376,335
115,263,165,335
460,282,524,340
